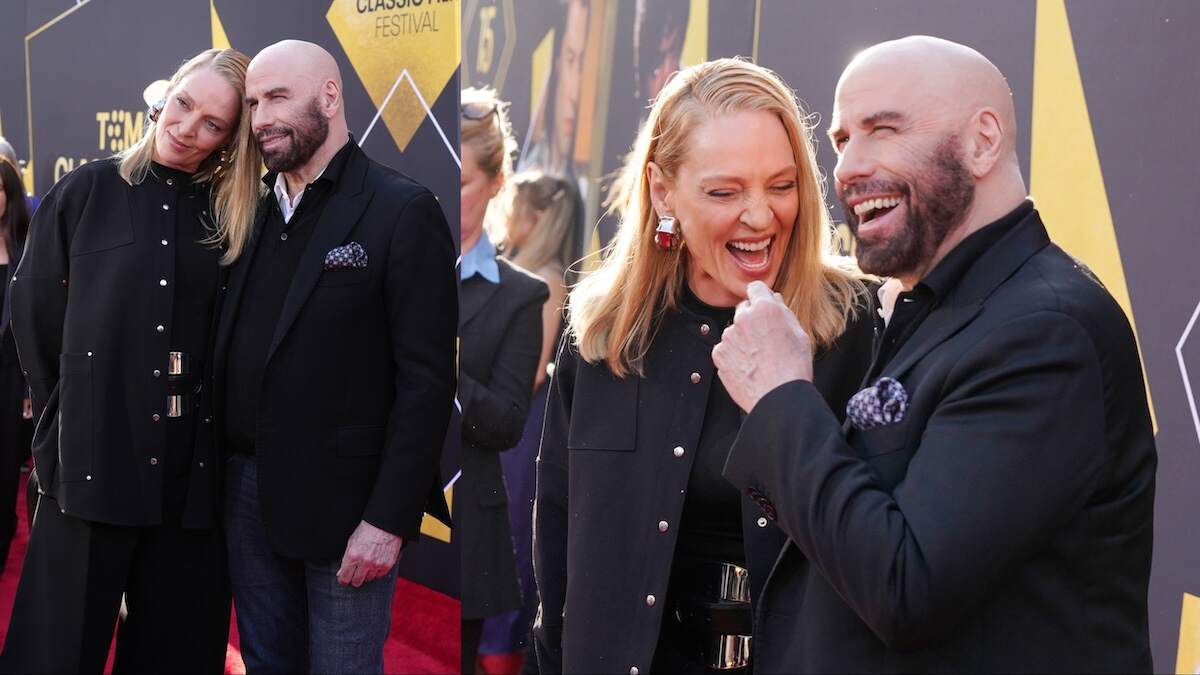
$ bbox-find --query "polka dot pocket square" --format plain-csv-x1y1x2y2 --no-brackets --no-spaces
846,377,908,430
324,242,368,270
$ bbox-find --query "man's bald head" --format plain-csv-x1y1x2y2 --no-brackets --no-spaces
246,40,349,178
837,35,1018,156
827,36,1028,285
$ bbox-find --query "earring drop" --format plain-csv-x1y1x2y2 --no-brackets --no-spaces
655,216,678,250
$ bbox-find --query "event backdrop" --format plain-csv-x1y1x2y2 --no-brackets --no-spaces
0,0,462,600
464,0,1200,670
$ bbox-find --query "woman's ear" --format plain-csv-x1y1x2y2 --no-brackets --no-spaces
646,161,672,217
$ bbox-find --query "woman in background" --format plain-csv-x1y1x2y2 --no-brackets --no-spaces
480,170,581,668
0,158,32,575
459,87,550,674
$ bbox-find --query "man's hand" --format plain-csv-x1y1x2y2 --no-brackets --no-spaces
336,520,403,587
713,281,814,412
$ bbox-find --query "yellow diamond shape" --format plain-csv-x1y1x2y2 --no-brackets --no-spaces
327,0,460,152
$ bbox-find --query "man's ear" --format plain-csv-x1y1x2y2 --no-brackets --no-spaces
646,161,673,217
967,107,1005,178
321,79,342,119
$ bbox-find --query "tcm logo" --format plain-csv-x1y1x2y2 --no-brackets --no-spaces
95,109,146,153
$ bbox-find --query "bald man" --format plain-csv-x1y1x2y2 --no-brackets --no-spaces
713,36,1155,673
215,40,456,673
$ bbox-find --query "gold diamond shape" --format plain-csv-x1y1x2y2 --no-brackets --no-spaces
327,0,460,152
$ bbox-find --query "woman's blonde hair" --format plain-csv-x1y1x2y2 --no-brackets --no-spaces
491,170,580,279
461,86,517,180
118,48,261,264
572,57,869,377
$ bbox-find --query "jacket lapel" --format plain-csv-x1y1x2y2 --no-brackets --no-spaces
459,274,501,328
265,149,371,364
214,204,267,368
880,210,1052,383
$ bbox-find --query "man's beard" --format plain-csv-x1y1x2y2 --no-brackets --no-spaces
840,136,975,278
257,97,329,173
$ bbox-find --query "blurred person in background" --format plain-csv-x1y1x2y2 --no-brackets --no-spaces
0,158,32,575
0,137,40,215
459,87,550,674
0,48,262,672
520,0,590,180
478,169,580,671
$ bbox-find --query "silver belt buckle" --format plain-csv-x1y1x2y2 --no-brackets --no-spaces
167,351,189,418
709,562,751,669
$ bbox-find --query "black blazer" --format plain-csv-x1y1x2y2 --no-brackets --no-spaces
11,159,223,528
458,256,549,619
213,144,457,560
533,293,876,674
724,210,1156,673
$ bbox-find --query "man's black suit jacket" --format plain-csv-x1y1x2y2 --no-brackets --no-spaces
725,209,1156,673
458,257,548,618
214,144,456,560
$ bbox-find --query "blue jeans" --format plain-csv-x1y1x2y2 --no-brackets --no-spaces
225,455,398,674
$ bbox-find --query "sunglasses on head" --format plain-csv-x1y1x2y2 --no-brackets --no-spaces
461,102,499,121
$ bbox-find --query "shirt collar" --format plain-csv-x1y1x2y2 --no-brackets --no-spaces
460,233,500,284
262,133,357,193
917,199,1035,299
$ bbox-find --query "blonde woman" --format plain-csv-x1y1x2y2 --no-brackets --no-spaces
484,170,581,657
459,87,550,673
533,58,877,674
1,48,261,672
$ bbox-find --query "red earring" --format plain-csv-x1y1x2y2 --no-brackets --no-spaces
655,216,677,250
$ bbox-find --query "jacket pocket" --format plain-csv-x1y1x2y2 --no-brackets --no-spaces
69,219,134,256
318,266,371,287
336,425,386,456
56,353,94,481
855,422,910,458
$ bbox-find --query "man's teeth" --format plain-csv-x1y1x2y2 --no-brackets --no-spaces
729,238,772,252
853,196,902,217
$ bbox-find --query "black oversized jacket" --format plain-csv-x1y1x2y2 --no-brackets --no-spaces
458,256,549,618
213,144,456,560
725,210,1156,673
533,293,876,674
12,159,223,528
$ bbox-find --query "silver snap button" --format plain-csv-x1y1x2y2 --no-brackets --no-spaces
149,457,158,465
280,232,289,241
757,517,768,528
198,461,205,468
153,370,161,377
152,414,160,422
645,594,656,607
700,323,710,335
85,475,92,481
86,351,93,357
203,417,211,424
159,279,167,287
162,204,169,210
630,668,640,675
690,372,701,384
166,178,174,186
673,446,685,457
161,239,168,246
156,325,164,333
658,521,669,533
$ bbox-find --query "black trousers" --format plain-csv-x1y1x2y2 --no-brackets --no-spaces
0,346,31,569
0,499,230,673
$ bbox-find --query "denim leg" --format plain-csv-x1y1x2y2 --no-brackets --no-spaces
305,557,398,674
224,455,308,674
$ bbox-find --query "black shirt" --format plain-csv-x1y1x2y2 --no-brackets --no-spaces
224,138,355,454
869,200,1034,380
674,284,744,566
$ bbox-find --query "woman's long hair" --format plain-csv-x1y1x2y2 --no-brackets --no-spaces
492,170,580,282
117,48,261,264
571,57,869,377
0,159,29,255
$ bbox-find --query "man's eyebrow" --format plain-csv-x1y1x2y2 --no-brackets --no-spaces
246,86,289,103
827,110,907,143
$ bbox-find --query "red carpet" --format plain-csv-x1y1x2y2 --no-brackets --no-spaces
0,476,458,673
